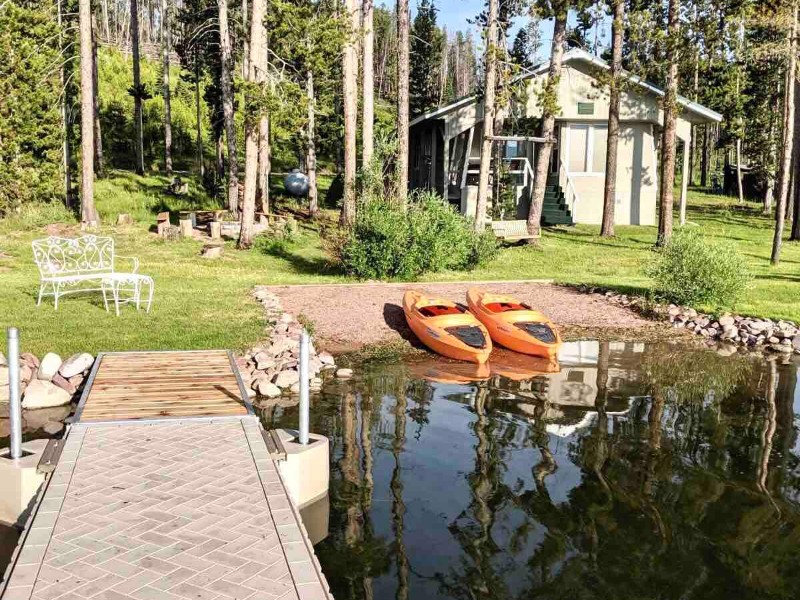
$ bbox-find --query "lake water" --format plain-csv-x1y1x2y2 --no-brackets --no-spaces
2,341,799,598
261,341,800,600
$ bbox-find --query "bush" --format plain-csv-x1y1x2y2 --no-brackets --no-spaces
645,228,750,307
336,191,497,280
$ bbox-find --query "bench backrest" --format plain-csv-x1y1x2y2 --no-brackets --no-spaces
32,235,115,277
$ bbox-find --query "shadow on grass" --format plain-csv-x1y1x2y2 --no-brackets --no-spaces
256,241,340,277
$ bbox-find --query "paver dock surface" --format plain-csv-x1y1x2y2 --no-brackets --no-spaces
2,351,331,600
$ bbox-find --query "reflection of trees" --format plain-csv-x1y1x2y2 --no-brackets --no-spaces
310,348,800,600
391,392,409,600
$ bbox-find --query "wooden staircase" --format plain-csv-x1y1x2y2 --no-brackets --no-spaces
542,173,574,226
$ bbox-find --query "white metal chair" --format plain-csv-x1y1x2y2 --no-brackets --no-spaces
32,235,153,314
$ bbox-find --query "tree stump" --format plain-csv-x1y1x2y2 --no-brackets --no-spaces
116,213,133,226
201,244,223,259
179,218,193,238
156,211,171,237
210,221,222,240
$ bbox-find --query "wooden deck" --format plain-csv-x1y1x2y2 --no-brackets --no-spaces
75,350,251,422
1,350,332,600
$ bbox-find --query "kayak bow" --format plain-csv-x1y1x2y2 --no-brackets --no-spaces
403,290,492,363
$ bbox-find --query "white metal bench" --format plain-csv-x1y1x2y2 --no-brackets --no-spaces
32,235,153,314
490,220,540,242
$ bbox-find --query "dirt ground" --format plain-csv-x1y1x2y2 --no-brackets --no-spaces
267,281,662,354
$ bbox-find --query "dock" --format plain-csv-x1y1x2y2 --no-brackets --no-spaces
1,351,332,600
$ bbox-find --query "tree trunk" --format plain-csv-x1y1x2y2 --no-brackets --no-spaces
656,0,680,247
79,0,97,224
239,0,266,248
218,0,239,215
792,78,800,240
58,0,73,207
601,0,623,237
131,0,145,175
162,0,173,175
396,0,410,205
475,0,498,232
735,138,744,203
307,69,318,215
216,131,225,179
194,59,205,177
772,3,797,265
258,116,270,214
341,0,360,225
362,0,375,166
700,125,708,187
526,6,567,241
92,17,105,178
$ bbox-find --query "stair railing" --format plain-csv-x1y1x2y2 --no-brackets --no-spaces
558,160,580,213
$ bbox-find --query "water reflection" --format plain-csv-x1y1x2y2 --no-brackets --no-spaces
261,341,800,599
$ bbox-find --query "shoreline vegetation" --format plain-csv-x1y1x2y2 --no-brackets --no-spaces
1,172,799,357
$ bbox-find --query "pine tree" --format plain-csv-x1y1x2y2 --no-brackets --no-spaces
341,0,360,224
131,0,146,175
218,0,239,215
363,0,375,165
601,0,624,237
79,0,98,223
161,0,173,175
475,0,499,232
409,0,444,116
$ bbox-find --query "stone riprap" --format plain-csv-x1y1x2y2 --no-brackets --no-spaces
582,286,800,355
241,287,345,400
0,350,95,435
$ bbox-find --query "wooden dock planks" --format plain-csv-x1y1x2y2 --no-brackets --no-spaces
76,350,251,422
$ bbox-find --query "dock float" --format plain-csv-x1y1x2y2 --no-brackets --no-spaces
1,351,332,600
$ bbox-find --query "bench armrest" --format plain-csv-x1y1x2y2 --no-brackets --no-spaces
116,255,140,273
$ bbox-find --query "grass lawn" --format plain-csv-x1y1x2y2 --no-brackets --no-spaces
1,172,798,357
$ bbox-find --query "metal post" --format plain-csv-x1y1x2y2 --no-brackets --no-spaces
7,327,22,459
298,330,310,445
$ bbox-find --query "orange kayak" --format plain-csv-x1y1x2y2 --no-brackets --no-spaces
403,290,492,363
466,287,562,358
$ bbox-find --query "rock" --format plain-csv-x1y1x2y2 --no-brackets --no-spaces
768,336,780,344
257,381,281,398
748,321,770,333
289,382,300,394
22,405,70,430
318,351,335,366
37,352,62,380
59,353,94,378
117,213,134,226
22,380,72,409
793,335,800,353
68,374,84,390
0,352,5,366
254,352,276,371
310,377,323,390
335,368,353,379
51,373,76,395
718,314,735,327
721,325,738,340
244,386,256,400
715,344,738,357
20,364,33,385
274,370,300,388
0,366,7,387
43,421,64,435
20,352,39,368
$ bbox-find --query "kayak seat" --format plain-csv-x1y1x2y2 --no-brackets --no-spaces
419,305,464,317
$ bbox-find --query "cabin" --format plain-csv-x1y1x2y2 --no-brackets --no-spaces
408,49,723,227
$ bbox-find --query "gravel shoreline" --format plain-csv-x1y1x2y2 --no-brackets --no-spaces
266,281,660,353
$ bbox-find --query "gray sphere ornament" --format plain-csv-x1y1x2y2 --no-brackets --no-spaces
284,169,310,197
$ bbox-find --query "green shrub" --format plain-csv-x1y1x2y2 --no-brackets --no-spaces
645,228,750,307
0,202,76,234
337,191,497,280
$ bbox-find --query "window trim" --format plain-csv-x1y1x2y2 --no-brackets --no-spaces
565,123,608,177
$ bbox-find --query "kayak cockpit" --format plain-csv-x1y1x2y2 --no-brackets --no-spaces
418,304,466,317
445,325,489,349
514,322,558,343
484,301,532,313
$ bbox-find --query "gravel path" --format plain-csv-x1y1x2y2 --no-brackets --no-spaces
266,281,657,353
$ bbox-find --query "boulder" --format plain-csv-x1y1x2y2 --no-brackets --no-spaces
289,382,300,394
59,353,94,378
274,370,300,388
318,351,335,366
793,335,800,353
718,314,735,327
335,368,354,379
20,364,33,385
257,381,282,398
38,352,62,380
0,366,7,387
22,405,70,431
20,352,39,369
22,380,72,409
254,352,276,371
43,421,65,435
68,374,85,390
51,374,76,395
721,325,738,340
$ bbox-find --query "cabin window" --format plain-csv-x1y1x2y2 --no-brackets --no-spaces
566,124,608,175
577,102,595,115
